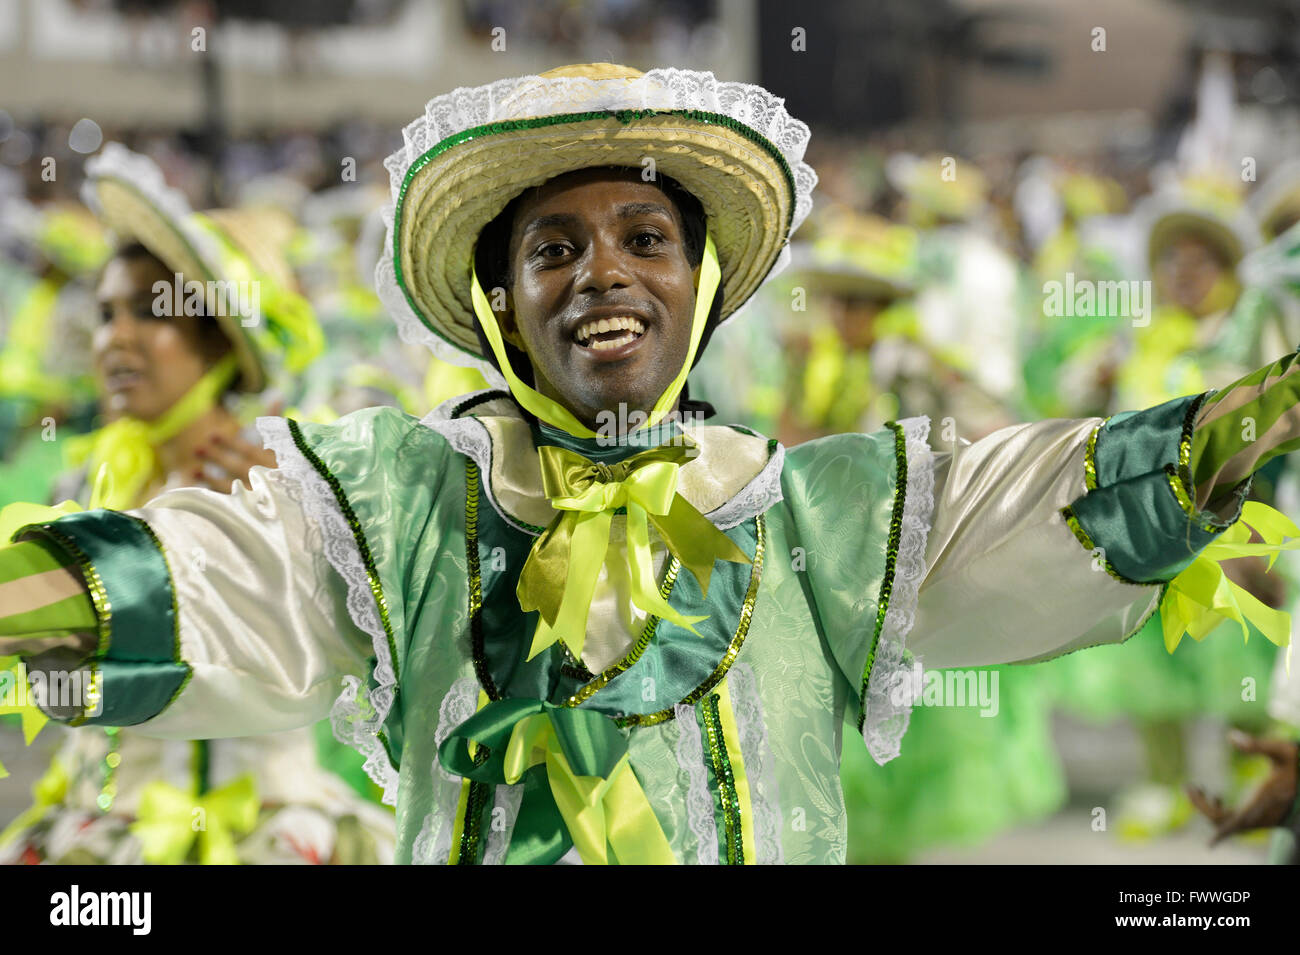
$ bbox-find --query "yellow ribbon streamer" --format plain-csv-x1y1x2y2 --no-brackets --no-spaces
64,353,240,510
129,774,259,865
0,659,51,778
1160,501,1300,653
0,756,68,849
517,442,749,661
502,713,676,865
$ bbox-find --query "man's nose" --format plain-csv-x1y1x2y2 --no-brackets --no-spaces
578,237,633,294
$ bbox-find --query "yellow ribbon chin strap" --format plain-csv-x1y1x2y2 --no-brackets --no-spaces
517,441,750,661
65,352,240,510
1160,501,1300,653
468,232,722,438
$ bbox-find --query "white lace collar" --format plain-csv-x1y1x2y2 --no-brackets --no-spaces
420,390,785,535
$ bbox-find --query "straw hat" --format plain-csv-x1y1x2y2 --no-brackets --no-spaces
1137,188,1257,273
81,143,322,394
1249,159,1300,242
790,208,917,301
375,63,818,383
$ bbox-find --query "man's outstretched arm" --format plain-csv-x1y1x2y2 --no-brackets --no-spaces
910,347,1300,670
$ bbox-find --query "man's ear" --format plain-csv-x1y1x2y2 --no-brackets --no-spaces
493,290,524,348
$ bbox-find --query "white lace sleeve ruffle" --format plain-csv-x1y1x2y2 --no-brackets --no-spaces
257,415,401,805
862,415,935,765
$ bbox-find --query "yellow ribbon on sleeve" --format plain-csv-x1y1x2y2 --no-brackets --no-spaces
1160,501,1300,653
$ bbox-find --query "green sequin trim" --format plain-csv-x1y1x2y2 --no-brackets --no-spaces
123,514,193,712
393,108,798,354
456,749,492,866
284,415,401,775
1059,505,1145,586
562,558,681,707
613,513,765,730
465,459,501,702
1164,465,1237,534
1084,422,1102,491
701,693,744,865
29,524,111,659
285,420,400,690
857,421,907,730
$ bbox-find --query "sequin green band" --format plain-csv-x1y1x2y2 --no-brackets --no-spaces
1164,466,1237,534
858,421,907,730
285,419,401,690
615,513,766,730
128,516,183,666
1084,422,1102,491
563,558,681,708
22,523,112,658
465,459,500,702
702,692,744,865
456,749,493,866
1059,505,1144,586
393,107,798,354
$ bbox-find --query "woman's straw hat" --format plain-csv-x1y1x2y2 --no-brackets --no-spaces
81,143,322,393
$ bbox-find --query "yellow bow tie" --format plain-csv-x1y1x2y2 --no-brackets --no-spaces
130,774,260,865
516,441,750,662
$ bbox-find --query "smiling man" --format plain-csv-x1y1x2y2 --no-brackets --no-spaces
476,165,712,431
4,63,1300,865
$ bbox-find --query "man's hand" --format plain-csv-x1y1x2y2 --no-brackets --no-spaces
1186,731,1299,845
193,432,279,493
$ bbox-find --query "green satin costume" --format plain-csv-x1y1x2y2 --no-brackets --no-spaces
3,367,1273,864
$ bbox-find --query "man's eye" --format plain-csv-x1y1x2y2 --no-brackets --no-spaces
631,231,662,249
538,242,571,258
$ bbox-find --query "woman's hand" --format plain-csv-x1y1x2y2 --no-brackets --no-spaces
192,432,279,493
1186,731,1299,845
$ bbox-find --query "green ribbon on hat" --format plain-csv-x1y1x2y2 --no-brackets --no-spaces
189,215,325,378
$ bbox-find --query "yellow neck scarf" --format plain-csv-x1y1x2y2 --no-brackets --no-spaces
67,353,241,510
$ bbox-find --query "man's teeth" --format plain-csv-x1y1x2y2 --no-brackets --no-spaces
588,332,636,351
575,315,645,347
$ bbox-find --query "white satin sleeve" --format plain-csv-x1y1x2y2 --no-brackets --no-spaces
908,417,1161,669
126,465,371,739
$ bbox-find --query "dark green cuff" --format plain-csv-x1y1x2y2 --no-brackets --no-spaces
1064,393,1249,583
1092,393,1197,488
16,510,189,725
